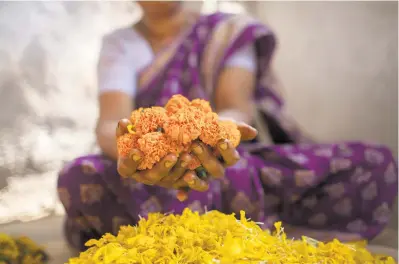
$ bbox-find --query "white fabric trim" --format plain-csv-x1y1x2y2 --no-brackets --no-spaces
97,27,257,96
97,28,153,97
224,42,257,73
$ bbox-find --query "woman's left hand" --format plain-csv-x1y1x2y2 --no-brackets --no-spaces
172,121,257,200
191,121,258,178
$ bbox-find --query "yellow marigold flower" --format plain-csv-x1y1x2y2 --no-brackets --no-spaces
67,209,396,264
0,234,48,264
0,234,19,261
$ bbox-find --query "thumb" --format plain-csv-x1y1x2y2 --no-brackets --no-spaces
116,118,132,138
237,122,258,141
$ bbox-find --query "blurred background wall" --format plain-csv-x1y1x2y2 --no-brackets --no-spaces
0,1,397,224
251,1,398,155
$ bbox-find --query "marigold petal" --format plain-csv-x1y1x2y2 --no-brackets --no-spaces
165,94,190,115
116,133,139,158
137,132,170,170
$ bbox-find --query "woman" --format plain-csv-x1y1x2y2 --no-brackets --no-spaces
57,2,398,251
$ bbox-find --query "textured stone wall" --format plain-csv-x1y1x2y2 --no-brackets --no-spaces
0,1,140,180
0,1,139,222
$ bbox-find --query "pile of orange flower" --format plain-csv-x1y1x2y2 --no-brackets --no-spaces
117,95,241,171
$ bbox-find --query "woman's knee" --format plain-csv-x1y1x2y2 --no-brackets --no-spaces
363,143,396,166
349,142,397,193
344,142,396,169
57,155,107,187
57,155,109,212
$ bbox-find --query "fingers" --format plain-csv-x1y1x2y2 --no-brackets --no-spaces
117,148,142,178
173,171,209,192
160,153,192,184
236,122,258,141
217,139,240,167
191,142,224,178
141,154,178,183
116,118,131,137
184,171,209,192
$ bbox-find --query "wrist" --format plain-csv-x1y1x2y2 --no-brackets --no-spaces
218,109,250,124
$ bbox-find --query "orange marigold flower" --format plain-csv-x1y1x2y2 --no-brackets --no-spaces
190,98,212,113
165,94,190,115
166,139,186,156
116,133,139,158
117,95,243,172
200,115,241,147
131,107,167,135
199,112,220,147
130,107,144,125
137,132,170,170
164,106,204,145
219,120,241,147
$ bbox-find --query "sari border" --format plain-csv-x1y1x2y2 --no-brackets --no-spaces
137,16,202,91
201,15,238,96
200,14,278,97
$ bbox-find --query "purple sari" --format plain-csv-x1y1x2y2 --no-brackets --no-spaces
57,13,398,251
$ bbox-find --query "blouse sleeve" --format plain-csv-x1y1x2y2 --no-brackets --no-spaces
224,42,257,73
97,33,136,97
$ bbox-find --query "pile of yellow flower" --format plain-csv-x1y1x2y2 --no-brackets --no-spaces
67,209,396,264
0,234,48,264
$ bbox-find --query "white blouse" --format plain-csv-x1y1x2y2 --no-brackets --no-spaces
97,27,257,97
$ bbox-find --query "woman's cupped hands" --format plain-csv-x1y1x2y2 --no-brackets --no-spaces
116,118,257,201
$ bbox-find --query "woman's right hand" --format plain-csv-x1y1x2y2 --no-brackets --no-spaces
116,119,209,199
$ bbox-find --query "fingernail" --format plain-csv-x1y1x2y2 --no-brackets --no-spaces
132,155,141,161
176,191,188,202
193,145,202,154
199,181,209,191
219,142,228,150
165,161,174,168
180,161,188,167
117,119,130,135
184,175,195,185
